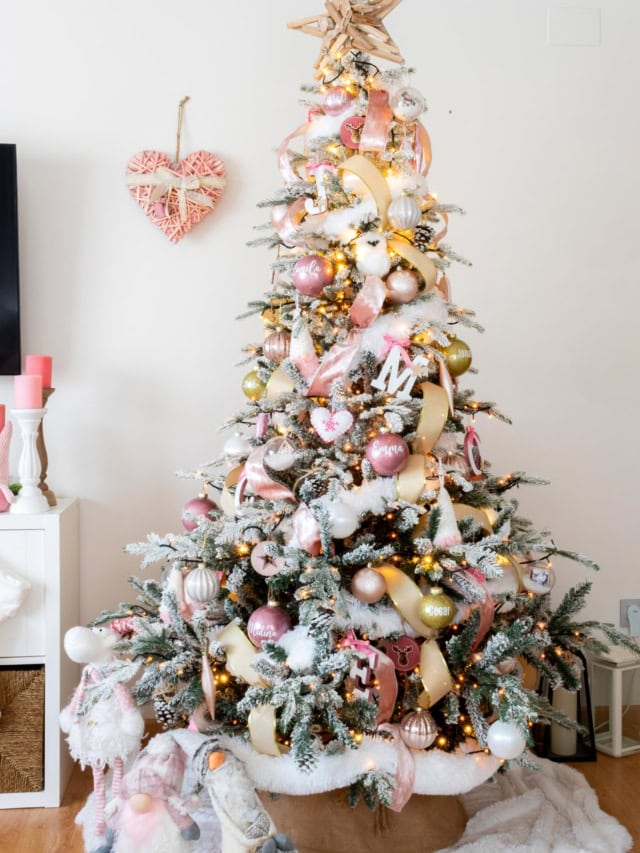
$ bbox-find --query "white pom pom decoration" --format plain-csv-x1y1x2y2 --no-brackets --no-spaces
278,625,317,672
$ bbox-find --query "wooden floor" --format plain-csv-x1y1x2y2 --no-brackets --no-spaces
0,752,639,851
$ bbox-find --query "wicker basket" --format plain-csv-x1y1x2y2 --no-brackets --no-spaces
0,665,45,793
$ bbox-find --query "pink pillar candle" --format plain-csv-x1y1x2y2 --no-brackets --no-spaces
0,404,4,432
25,355,53,389
14,375,42,409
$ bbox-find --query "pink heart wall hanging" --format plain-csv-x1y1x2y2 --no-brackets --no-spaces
126,149,226,243
310,407,354,443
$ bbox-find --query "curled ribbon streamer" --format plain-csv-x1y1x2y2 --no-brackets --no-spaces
374,565,436,639
126,169,226,223
220,466,244,517
446,570,495,653
266,366,296,398
397,454,427,503
413,382,449,455
216,623,267,687
360,89,392,153
387,238,437,290
415,122,433,177
377,723,415,812
338,155,391,224
418,639,454,709
290,503,322,555
432,211,449,245
249,705,282,757
305,329,361,397
350,275,386,328
341,631,398,724
453,504,493,535
201,654,216,721
277,122,310,184
245,445,297,503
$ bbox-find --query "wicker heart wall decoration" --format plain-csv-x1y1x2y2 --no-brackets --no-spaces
125,97,226,243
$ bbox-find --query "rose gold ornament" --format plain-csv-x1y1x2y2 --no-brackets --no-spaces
385,269,419,304
351,567,386,604
292,254,335,296
417,586,456,629
399,708,437,749
247,602,292,649
263,329,291,364
365,433,409,476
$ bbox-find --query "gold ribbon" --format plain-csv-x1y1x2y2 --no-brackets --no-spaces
248,705,282,756
266,366,296,398
388,238,437,290
375,564,435,639
220,466,244,517
338,154,391,224
397,454,427,503
453,504,494,535
413,382,449,455
126,168,226,223
417,639,453,708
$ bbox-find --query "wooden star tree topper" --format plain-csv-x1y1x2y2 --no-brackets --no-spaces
289,0,404,73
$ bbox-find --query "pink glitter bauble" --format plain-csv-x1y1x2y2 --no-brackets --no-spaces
181,496,217,532
323,86,355,116
365,433,410,476
292,255,335,296
247,603,292,649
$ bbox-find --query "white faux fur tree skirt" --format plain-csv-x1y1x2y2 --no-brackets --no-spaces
78,753,632,853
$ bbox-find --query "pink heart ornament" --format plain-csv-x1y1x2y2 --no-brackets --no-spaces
310,407,354,443
126,149,226,243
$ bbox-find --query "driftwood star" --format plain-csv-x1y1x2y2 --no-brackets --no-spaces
289,0,404,72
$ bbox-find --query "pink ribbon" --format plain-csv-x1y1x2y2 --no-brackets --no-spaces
290,503,322,555
381,335,413,367
432,211,449,245
360,89,392,153
377,723,415,812
305,330,361,397
201,653,216,722
350,275,386,328
415,122,433,177
341,632,398,725
255,413,270,439
277,122,309,184
244,445,296,503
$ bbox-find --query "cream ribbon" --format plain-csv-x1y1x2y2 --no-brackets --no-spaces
220,466,244,517
417,639,454,709
126,168,226,222
413,381,449,455
374,564,435,639
453,504,494,535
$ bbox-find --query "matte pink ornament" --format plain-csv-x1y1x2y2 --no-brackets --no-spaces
323,86,356,116
386,636,421,672
181,495,217,532
247,603,292,649
365,433,409,476
292,255,335,296
250,541,285,577
351,567,387,604
385,269,419,304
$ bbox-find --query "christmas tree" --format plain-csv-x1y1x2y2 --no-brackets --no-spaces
96,0,636,812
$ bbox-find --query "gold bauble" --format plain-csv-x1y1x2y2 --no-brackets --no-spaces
443,338,472,377
417,586,456,629
399,708,438,750
242,370,266,401
263,329,291,364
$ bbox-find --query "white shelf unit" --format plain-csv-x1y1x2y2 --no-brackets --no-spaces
0,498,79,808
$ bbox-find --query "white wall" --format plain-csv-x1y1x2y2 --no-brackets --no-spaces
0,1,637,627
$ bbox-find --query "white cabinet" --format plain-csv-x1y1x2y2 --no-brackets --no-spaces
0,499,79,808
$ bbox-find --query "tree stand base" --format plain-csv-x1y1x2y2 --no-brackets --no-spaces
259,789,467,853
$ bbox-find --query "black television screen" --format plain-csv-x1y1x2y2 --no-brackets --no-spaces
0,143,20,375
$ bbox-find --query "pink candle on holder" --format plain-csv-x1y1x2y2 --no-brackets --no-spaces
25,355,53,389
14,375,42,409
0,404,4,432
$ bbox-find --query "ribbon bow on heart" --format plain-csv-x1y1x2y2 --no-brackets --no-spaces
126,167,226,223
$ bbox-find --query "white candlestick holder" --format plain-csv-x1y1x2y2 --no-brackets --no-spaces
10,408,50,514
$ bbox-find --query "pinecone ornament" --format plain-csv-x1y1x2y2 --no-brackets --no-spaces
413,224,435,253
154,696,177,729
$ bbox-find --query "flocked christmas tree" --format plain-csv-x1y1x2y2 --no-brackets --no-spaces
96,0,637,811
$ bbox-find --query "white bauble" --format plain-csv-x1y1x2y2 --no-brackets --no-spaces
387,196,421,231
328,501,359,538
486,720,527,760
223,432,251,460
184,565,220,603
264,437,297,471
390,87,427,122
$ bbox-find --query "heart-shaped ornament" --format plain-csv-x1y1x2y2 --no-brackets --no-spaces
310,407,354,443
126,149,226,243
